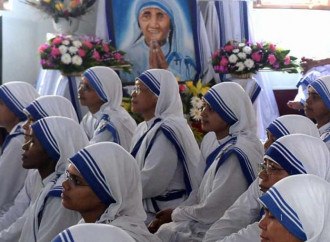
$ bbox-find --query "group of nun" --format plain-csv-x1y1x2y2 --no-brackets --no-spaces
0,67,329,241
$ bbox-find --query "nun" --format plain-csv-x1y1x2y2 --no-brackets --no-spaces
304,75,330,149
130,69,203,224
0,82,39,213
79,66,137,151
154,82,263,241
204,114,321,242
205,134,330,242
61,142,160,242
19,117,89,242
259,174,330,241
0,95,79,241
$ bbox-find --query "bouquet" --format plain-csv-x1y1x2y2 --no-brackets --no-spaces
24,0,96,23
38,35,132,75
179,80,210,143
212,40,299,75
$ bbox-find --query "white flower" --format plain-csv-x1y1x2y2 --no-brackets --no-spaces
72,55,82,66
243,46,252,54
229,54,238,63
238,43,246,47
59,45,68,54
244,59,255,69
72,40,82,48
232,49,239,54
62,40,70,46
235,62,245,72
238,52,247,60
190,96,203,109
61,53,72,64
69,46,78,54
190,107,202,121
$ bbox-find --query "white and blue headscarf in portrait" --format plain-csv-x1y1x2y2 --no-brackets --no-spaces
83,66,137,151
25,117,88,240
53,224,135,242
0,81,39,121
203,82,263,185
24,95,78,123
264,134,330,181
68,142,160,242
259,174,330,241
266,114,320,140
131,69,204,195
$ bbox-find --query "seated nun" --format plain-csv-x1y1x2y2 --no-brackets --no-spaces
130,69,203,224
53,224,135,242
19,117,89,242
0,82,39,213
259,174,330,241
79,66,137,150
203,114,321,242
206,134,330,242
152,82,264,241
61,142,160,242
0,95,79,241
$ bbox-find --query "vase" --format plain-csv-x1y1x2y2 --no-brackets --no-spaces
52,17,80,35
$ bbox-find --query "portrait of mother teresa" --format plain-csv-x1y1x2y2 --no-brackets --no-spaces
118,0,197,82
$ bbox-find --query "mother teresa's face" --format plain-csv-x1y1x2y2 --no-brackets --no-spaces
138,8,171,46
259,209,303,242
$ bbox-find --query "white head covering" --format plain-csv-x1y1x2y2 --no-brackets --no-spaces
259,174,330,241
69,142,159,242
203,82,263,184
266,114,320,139
52,224,135,242
309,75,330,111
0,81,39,120
133,69,203,192
24,95,78,122
264,134,330,181
83,66,137,150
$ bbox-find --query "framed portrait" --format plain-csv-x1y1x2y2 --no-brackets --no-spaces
105,0,202,83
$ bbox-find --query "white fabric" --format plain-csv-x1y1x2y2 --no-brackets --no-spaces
52,224,135,242
218,222,259,242
20,117,88,242
71,142,160,242
204,114,321,242
131,69,204,221
259,174,330,242
156,82,263,242
320,121,330,151
82,67,137,151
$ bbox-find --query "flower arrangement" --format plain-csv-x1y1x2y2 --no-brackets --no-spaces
24,0,96,23
212,40,299,75
38,35,132,75
179,80,210,143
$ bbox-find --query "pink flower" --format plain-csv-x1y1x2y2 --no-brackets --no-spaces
103,44,109,53
256,42,263,48
270,43,276,52
212,51,219,59
114,52,122,61
38,44,48,53
220,57,229,66
273,63,279,69
78,49,86,57
251,52,261,62
51,48,61,57
284,55,291,65
93,50,101,61
52,37,62,45
83,41,93,49
268,54,277,65
224,45,234,52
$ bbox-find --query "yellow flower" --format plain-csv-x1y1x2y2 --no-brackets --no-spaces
42,0,51,3
186,80,209,97
55,3,64,11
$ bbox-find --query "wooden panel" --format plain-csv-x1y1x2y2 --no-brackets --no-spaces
273,89,302,116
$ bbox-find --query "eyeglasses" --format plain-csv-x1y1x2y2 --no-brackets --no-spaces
65,170,89,187
131,85,141,95
258,162,285,174
78,83,93,92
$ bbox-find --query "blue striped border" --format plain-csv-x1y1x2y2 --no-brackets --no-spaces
83,69,108,102
267,119,290,139
310,78,330,111
137,71,161,96
0,86,26,120
25,100,48,121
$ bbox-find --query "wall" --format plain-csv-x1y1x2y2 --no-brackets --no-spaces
0,0,98,85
